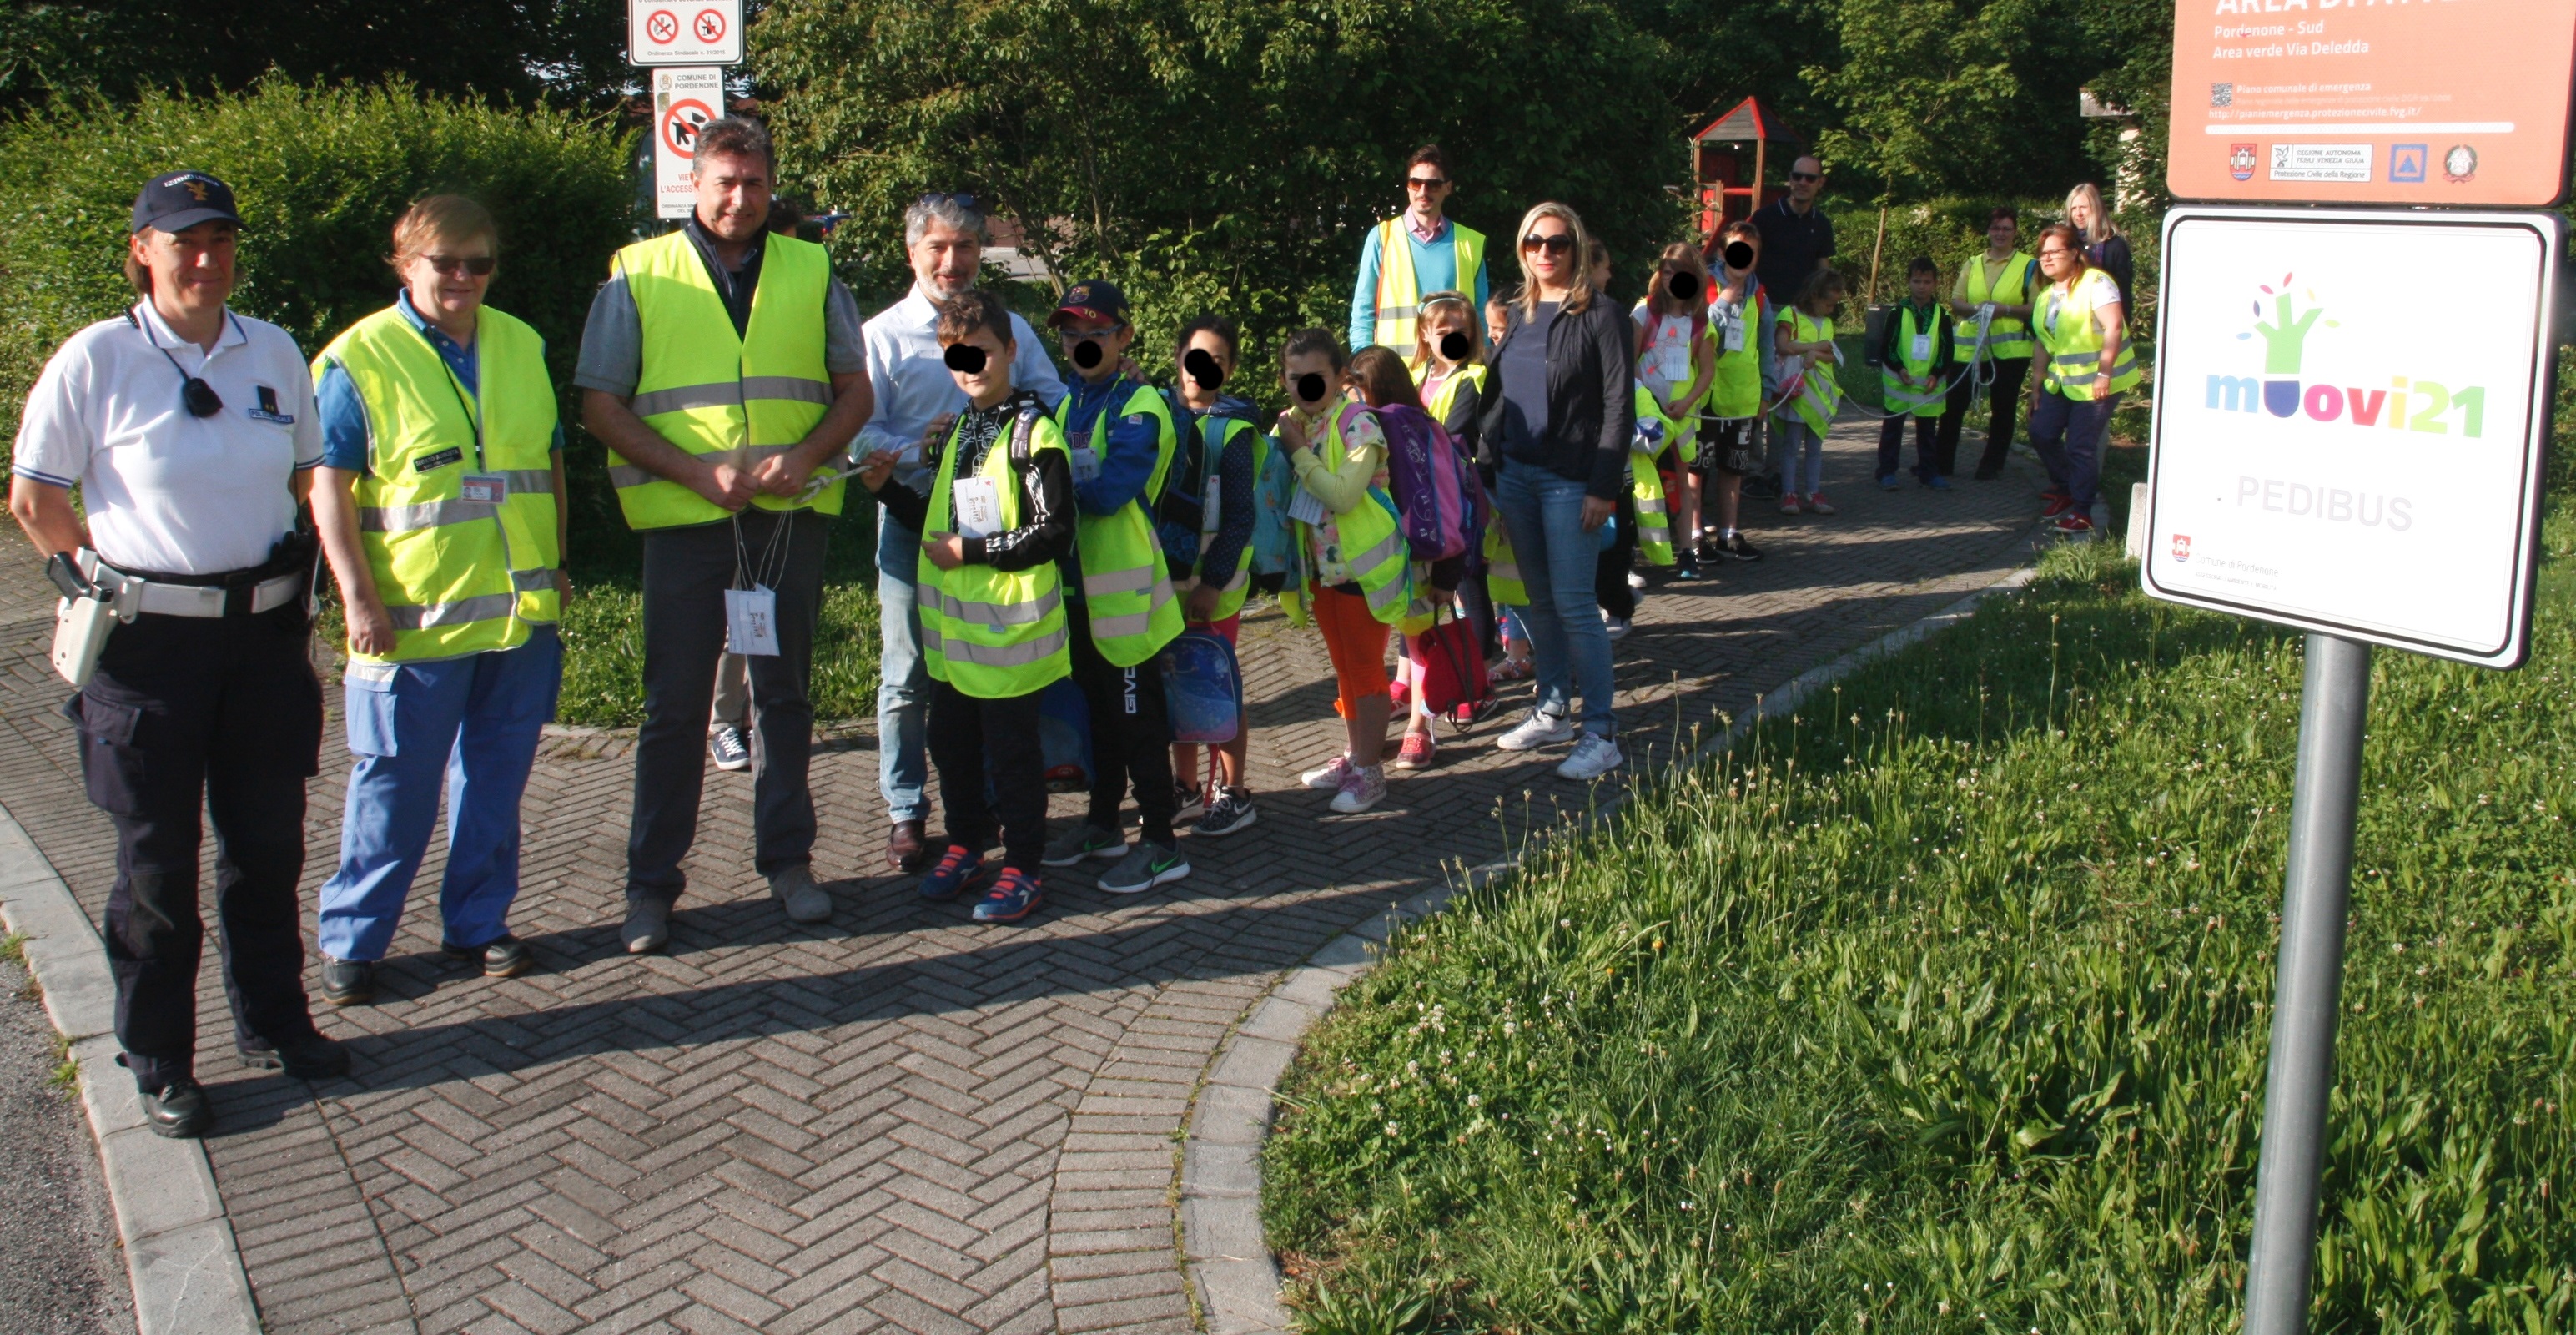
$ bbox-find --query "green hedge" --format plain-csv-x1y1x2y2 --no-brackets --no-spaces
0,77,638,567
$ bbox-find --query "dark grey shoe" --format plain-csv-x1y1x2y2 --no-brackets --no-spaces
142,1077,211,1139
623,898,672,955
238,1032,350,1081
319,957,375,1006
443,934,535,978
769,864,833,924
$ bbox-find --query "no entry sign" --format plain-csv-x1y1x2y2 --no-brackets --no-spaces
2142,206,2563,667
652,68,723,219
629,0,740,66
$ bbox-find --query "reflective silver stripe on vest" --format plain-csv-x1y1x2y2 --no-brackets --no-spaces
382,592,517,630
1344,529,1406,576
609,463,654,489
932,582,1062,630
742,375,831,406
1362,570,1409,617
923,623,1069,668
1085,582,1174,642
496,469,555,494
1635,496,1669,514
1374,304,1420,322
359,497,500,532
511,567,557,593
631,376,831,418
1488,560,1522,583
1083,564,1161,599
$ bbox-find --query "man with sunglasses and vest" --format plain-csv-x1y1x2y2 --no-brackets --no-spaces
1347,145,1491,354
12,170,346,1137
576,118,875,954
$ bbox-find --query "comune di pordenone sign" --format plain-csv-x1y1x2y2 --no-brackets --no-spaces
2142,206,2561,667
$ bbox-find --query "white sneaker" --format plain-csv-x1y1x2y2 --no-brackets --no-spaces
1555,734,1624,781
1602,612,1632,642
1496,710,1576,752
1329,765,1388,814
1625,569,1646,591
1300,754,1356,789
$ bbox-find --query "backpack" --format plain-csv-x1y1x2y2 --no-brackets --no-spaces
1376,401,1484,562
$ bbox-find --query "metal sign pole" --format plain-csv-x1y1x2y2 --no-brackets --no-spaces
2241,632,2372,1335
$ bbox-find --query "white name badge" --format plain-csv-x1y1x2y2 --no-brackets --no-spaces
724,586,781,657
1910,333,1933,364
459,473,507,505
1069,446,1102,484
1718,308,1746,352
1287,486,1329,527
952,476,1001,540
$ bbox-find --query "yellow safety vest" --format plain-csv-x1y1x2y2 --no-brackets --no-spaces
1482,519,1526,607
315,304,561,662
2035,270,2141,401
1371,218,1487,352
1055,381,1182,668
1962,253,2038,362
1182,412,1262,625
1629,384,1683,567
918,404,1073,698
1703,285,1764,421
1421,361,1487,425
609,229,841,529
1280,400,1410,627
1880,303,1946,418
1786,309,1839,436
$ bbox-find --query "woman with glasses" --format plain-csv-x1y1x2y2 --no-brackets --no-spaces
1477,203,1634,782
9,170,346,1138
2026,222,2139,536
306,195,569,1006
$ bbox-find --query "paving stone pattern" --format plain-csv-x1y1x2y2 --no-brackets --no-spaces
0,421,2050,1333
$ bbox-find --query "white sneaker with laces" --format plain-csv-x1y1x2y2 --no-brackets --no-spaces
1329,765,1387,814
1496,710,1575,752
1625,569,1646,591
1555,734,1624,781
1300,754,1356,789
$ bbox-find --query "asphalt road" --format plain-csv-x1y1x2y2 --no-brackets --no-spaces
0,951,133,1334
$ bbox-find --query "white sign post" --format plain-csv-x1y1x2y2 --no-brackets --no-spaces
628,0,741,67
2142,204,2560,1335
650,67,723,221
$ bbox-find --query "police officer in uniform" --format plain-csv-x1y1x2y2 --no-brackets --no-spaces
9,171,349,1138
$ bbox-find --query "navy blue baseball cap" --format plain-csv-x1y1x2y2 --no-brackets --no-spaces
130,171,243,235
1049,280,1130,327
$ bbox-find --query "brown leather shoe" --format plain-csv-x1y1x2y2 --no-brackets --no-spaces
887,819,928,872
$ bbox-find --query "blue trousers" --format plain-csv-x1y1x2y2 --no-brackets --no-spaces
318,626,562,962
877,510,931,823
1494,457,1618,738
2027,389,2119,508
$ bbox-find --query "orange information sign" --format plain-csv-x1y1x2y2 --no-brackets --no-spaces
2167,0,2576,205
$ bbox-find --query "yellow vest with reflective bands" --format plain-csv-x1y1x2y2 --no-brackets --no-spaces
611,229,841,529
1055,381,1183,668
2035,270,2141,401
1880,304,1946,417
1422,366,1523,602
1963,253,2038,361
1703,285,1765,420
1629,384,1683,567
1371,219,1487,352
1786,309,1839,436
316,304,561,663
919,406,1073,698
1280,401,1411,627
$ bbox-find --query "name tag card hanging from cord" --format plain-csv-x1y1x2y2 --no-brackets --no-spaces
726,511,791,656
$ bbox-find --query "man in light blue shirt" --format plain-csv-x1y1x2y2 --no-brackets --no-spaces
857,194,1067,871
1346,145,1492,353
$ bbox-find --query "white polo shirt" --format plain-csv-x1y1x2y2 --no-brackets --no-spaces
13,302,322,576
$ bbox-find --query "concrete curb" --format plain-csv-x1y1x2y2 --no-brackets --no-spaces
1175,559,2048,1332
0,804,264,1335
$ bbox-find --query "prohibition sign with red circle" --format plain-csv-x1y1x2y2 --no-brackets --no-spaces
662,98,714,158
692,8,726,43
643,8,679,43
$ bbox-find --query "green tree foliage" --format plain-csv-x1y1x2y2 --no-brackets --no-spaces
1805,0,2099,200
0,78,638,553
2077,0,2176,207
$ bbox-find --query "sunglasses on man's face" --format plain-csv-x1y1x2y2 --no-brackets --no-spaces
1788,171,1821,183
425,254,496,277
1521,233,1574,256
1406,176,1448,190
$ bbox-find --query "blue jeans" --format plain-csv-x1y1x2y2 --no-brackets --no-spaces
1494,458,1617,738
877,509,931,822
1774,418,1824,495
319,625,562,961
2028,390,2119,507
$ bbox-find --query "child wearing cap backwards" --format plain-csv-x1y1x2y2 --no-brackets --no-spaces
1038,280,1193,896
857,290,1074,923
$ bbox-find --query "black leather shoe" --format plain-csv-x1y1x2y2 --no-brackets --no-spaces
142,1077,213,1138
887,819,928,873
443,934,535,978
237,1032,351,1081
319,957,375,1006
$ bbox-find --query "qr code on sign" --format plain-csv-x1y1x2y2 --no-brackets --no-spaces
2211,83,2232,108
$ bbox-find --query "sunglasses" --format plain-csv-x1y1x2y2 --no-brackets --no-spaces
1521,233,1575,256
1788,170,1821,183
425,254,496,277
1406,176,1448,190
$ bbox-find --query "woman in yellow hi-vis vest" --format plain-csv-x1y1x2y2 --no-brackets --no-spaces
2026,222,2139,537
1938,206,2038,480
310,195,566,1003
574,118,876,953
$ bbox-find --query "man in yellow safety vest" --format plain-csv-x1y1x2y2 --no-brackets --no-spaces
574,118,876,954
1346,145,1492,354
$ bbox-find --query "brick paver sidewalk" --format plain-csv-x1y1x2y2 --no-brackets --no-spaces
0,419,2051,1333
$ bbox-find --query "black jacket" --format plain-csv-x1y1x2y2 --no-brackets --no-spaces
869,390,1074,571
1477,296,1635,501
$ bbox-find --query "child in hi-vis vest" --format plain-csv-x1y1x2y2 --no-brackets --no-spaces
1874,256,1955,489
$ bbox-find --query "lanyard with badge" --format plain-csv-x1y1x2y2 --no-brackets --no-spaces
1712,296,1747,353
422,331,511,506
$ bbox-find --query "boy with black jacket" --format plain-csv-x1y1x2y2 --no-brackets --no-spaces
1875,257,1956,488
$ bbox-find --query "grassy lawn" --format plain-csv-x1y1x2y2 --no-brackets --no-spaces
1263,511,2576,1332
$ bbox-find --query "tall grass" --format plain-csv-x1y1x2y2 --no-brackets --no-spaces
1265,515,2576,1332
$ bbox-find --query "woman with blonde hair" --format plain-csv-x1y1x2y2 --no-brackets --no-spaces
2065,183,2133,312
1474,201,1634,782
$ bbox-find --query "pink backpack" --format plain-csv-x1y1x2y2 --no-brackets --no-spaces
1376,402,1485,562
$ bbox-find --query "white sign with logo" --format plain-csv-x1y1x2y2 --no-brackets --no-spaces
629,0,741,66
2143,207,2561,668
652,67,722,221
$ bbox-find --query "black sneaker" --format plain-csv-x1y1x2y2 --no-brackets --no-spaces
237,1032,351,1081
1671,554,1703,581
319,957,375,1006
141,1077,212,1139
1195,788,1258,838
1173,781,1207,824
443,934,535,978
1720,532,1764,562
